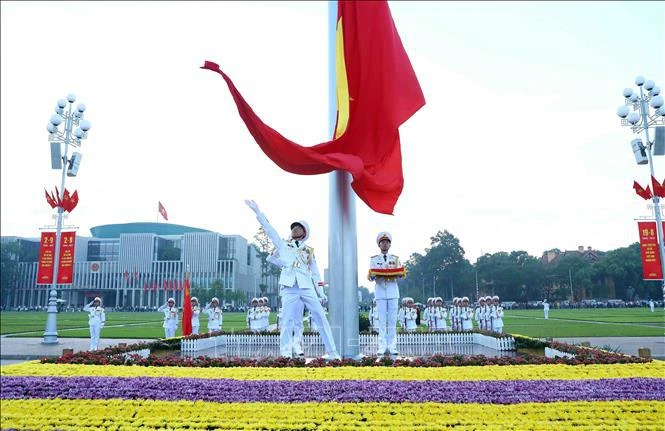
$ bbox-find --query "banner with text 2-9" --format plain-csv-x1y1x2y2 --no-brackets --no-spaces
36,232,56,284
637,221,663,280
57,231,76,284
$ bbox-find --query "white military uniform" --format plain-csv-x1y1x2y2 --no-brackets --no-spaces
460,306,474,331
251,207,339,358
369,243,405,355
404,306,417,332
492,302,504,333
543,300,550,319
83,299,105,351
434,305,447,331
158,301,178,338
191,304,201,335
205,303,223,332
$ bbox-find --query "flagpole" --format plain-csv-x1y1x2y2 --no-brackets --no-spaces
327,0,360,359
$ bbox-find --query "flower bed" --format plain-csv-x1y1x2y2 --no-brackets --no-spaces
1,361,664,430
2,333,662,430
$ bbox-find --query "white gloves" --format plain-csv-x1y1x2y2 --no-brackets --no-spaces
245,199,260,214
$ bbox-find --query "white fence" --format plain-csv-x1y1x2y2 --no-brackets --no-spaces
544,346,575,359
181,332,515,353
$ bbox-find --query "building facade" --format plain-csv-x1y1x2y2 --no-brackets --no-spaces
4,222,278,309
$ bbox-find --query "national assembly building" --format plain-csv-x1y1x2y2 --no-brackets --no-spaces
2,222,276,310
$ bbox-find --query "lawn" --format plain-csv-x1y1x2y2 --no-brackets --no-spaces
0,311,278,338
504,308,665,337
1,308,662,338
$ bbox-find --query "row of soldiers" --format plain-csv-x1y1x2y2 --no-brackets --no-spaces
246,297,272,332
371,295,505,334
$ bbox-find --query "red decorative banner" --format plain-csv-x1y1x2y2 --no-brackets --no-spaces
57,231,76,284
36,232,56,284
637,221,663,280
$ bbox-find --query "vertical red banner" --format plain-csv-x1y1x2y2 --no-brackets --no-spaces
36,232,56,284
57,231,76,284
637,221,663,280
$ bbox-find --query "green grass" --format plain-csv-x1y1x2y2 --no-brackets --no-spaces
1,308,663,338
504,308,665,337
0,311,277,338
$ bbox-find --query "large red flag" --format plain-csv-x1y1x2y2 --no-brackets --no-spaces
201,1,425,215
182,274,192,336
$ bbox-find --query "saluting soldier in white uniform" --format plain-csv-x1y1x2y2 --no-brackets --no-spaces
246,199,340,360
158,297,178,338
191,297,201,335
83,296,106,351
205,297,223,333
368,232,407,356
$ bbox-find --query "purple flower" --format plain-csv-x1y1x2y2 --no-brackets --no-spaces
2,376,663,404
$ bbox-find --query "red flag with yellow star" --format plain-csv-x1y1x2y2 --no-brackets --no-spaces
202,1,424,215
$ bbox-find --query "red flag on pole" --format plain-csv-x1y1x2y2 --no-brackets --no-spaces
54,186,63,207
182,274,192,336
158,201,169,221
45,189,57,208
201,0,425,215
634,181,653,200
69,190,79,212
61,189,72,212
652,176,664,198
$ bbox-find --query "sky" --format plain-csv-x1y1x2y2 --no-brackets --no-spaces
1,1,664,289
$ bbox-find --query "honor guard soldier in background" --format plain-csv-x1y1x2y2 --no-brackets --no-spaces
190,296,201,335
205,297,223,333
460,297,474,331
543,299,550,319
475,297,486,330
368,231,407,356
434,297,447,332
491,295,504,333
158,297,178,338
404,297,418,332
245,199,340,360
83,296,106,351
248,298,261,333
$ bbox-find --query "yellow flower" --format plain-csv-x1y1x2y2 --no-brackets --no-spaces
3,360,664,381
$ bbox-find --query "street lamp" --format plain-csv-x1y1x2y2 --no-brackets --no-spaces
43,93,91,344
617,76,665,306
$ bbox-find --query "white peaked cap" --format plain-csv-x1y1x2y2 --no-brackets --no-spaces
376,231,392,245
167,297,175,303
290,220,310,241
94,297,102,302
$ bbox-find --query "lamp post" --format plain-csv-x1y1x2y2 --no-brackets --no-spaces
616,76,665,305
43,94,91,344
